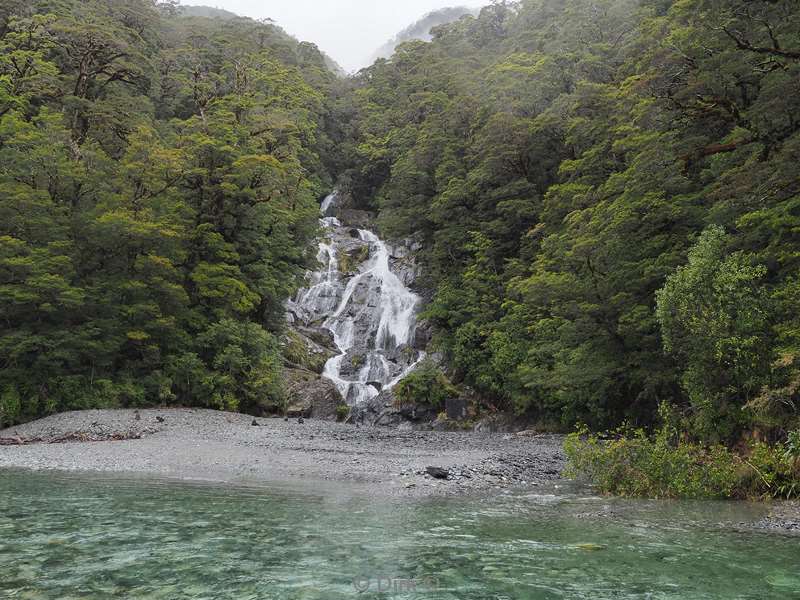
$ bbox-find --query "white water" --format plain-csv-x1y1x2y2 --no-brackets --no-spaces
292,193,423,405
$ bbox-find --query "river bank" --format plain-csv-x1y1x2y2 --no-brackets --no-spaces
0,408,565,498
3,409,799,533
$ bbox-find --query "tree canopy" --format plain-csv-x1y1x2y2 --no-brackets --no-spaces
0,0,341,425
2,0,798,444
338,0,800,439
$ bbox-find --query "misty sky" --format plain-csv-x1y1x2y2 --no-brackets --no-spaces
194,1,488,72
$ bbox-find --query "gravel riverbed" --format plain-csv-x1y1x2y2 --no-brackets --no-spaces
0,409,566,498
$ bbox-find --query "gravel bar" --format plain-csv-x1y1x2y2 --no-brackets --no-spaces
0,409,565,498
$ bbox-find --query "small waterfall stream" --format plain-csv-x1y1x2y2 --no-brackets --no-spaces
290,193,423,405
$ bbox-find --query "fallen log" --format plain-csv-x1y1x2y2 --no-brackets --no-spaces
0,431,143,446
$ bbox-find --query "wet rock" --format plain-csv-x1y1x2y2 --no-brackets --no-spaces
390,258,422,287
426,466,450,480
351,387,439,428
338,245,371,275
283,328,337,374
296,326,337,351
285,369,347,421
350,389,394,426
336,209,375,229
251,420,260,427
446,397,467,421
473,413,537,434
412,320,433,351
321,193,339,217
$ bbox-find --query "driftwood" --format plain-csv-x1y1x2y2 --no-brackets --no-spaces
0,431,143,446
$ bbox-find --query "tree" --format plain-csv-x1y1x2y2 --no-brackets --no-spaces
656,226,772,440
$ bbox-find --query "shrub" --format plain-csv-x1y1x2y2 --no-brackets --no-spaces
785,430,800,461
394,359,459,409
336,404,350,422
564,425,739,499
565,424,800,500
0,387,21,429
743,436,800,499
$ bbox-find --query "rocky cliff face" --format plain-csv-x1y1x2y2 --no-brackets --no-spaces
284,193,428,419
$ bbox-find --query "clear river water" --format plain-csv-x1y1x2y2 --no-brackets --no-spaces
1,470,798,599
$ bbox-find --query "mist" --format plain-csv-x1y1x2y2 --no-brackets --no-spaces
189,0,488,72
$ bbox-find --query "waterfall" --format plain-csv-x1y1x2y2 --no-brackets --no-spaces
289,193,424,405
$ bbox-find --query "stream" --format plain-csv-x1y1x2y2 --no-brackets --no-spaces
2,471,799,599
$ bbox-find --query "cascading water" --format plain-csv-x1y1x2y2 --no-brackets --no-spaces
289,193,424,405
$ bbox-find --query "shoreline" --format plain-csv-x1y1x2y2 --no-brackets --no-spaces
0,408,565,499
2,408,798,533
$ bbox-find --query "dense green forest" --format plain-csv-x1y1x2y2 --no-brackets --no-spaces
0,0,341,424
1,0,799,464
338,0,800,445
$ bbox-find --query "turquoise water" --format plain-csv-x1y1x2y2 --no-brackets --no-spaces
1,471,798,599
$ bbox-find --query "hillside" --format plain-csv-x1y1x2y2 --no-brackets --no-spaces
370,6,479,62
1,0,798,498
0,0,344,426
179,4,239,19
339,0,800,444
180,4,346,76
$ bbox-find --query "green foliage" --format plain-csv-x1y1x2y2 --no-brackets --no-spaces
0,387,21,429
564,425,740,499
786,431,800,461
340,0,800,440
744,441,800,500
566,404,800,500
394,359,459,410
0,0,340,426
4,0,800,452
656,227,772,440
336,404,351,422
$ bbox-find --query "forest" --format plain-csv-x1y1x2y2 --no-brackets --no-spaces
1,0,799,473
337,0,800,450
0,0,339,423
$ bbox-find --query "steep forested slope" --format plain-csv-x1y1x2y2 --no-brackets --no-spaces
0,0,342,425
340,0,800,440
371,6,479,62
2,0,798,447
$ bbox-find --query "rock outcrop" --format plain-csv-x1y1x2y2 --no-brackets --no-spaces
284,368,347,420
350,387,439,427
282,327,338,374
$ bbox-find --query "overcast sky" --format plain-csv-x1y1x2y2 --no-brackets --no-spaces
193,1,488,72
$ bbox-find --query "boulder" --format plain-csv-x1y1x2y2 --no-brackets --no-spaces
285,369,347,420
412,320,433,351
445,396,468,421
426,466,450,480
337,209,375,229
472,413,537,433
295,325,337,351
350,387,439,428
